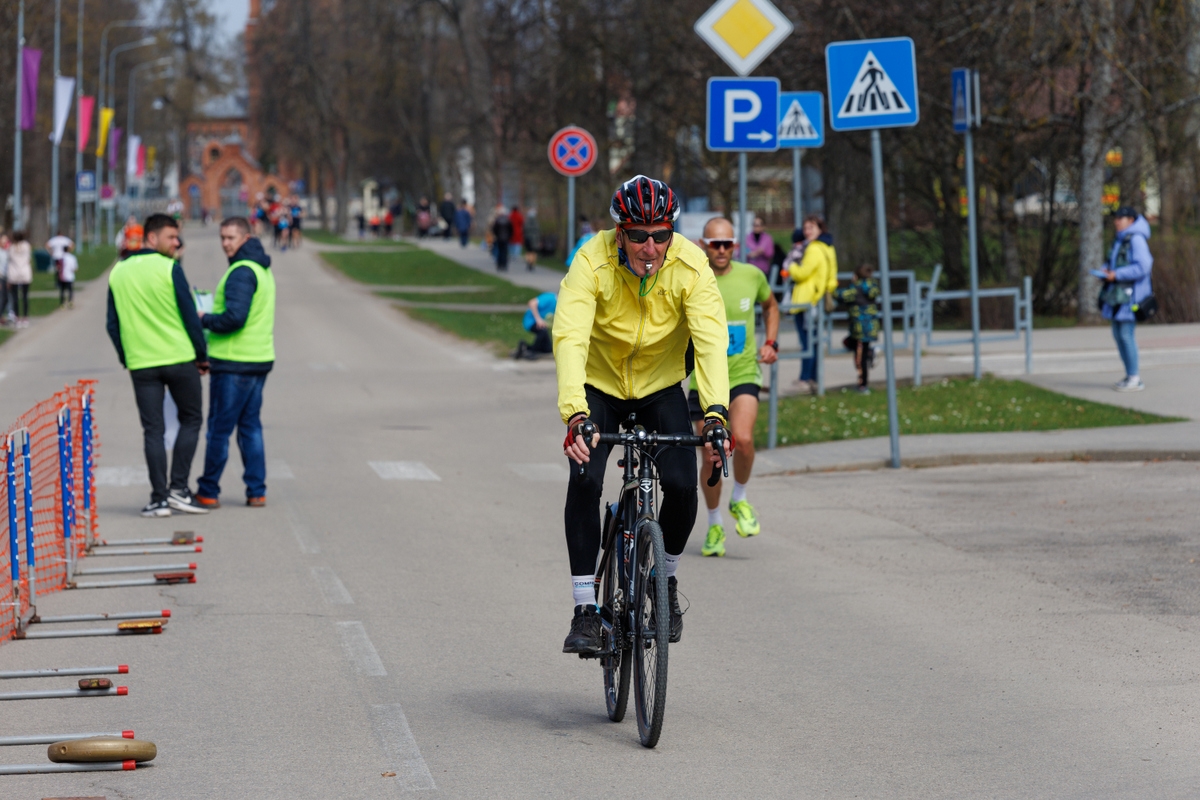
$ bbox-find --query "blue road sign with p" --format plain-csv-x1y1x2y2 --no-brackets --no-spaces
778,91,825,148
76,171,96,192
825,37,919,131
706,77,780,152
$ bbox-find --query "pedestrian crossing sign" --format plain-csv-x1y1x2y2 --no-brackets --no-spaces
825,37,919,131
777,91,824,148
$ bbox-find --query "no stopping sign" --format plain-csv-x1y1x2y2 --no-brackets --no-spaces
548,126,598,177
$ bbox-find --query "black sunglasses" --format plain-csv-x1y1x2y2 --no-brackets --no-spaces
622,228,673,244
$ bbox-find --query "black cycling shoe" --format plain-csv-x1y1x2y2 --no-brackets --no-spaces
563,604,603,654
667,577,683,643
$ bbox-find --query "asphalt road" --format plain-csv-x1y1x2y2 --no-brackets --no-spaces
0,228,1197,798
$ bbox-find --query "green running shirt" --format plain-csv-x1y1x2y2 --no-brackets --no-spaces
690,260,772,390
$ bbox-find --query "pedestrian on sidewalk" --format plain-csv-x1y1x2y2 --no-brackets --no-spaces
783,214,838,393
439,193,456,240
58,249,79,308
195,217,277,509
105,213,210,518
0,233,11,324
744,216,775,276
510,205,526,266
46,231,73,276
833,263,881,394
416,197,433,238
7,232,32,328
515,292,556,359
454,200,473,247
492,206,513,271
1100,206,1154,392
523,209,541,271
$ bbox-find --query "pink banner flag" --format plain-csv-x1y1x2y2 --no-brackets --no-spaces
136,144,146,177
77,96,95,153
20,48,42,130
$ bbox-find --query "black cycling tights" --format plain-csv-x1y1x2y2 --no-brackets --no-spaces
564,384,698,575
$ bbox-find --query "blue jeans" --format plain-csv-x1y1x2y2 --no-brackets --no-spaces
198,372,268,499
794,313,816,381
1111,320,1138,377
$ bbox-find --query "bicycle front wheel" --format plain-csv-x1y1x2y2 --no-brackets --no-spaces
601,520,631,722
633,519,669,748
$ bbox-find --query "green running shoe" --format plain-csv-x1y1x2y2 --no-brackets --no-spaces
701,524,726,557
729,499,761,538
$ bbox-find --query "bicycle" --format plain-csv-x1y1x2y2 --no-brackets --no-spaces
576,413,728,748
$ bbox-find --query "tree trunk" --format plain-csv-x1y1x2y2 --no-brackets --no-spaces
446,0,497,214
1077,0,1116,323
999,189,1021,284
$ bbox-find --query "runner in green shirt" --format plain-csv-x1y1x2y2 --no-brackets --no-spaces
688,217,780,556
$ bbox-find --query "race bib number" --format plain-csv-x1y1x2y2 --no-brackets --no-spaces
727,322,747,357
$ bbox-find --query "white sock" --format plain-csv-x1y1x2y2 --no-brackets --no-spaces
572,574,594,608
663,552,680,580
731,481,748,503
707,507,722,527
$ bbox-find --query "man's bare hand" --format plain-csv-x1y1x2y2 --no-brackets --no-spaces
757,344,778,365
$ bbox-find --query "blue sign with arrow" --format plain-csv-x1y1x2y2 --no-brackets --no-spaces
706,77,781,152
825,37,919,131
777,91,824,148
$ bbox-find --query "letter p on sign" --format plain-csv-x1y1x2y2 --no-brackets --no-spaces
725,90,762,142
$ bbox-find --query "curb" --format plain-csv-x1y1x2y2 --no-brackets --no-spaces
756,448,1200,475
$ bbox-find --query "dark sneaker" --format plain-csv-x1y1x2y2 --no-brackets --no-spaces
141,500,171,518
168,489,210,515
562,604,603,654
667,577,684,643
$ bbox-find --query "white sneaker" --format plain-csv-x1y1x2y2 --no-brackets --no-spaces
1114,376,1145,392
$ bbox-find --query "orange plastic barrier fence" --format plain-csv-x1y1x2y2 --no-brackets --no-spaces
0,380,100,641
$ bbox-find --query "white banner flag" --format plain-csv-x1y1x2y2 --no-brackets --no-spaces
51,76,75,145
126,134,141,178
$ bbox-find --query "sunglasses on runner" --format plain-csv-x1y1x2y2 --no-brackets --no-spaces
702,239,735,250
622,228,674,244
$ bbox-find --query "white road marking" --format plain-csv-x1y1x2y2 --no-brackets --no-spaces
507,462,569,482
267,459,295,479
371,704,437,791
311,566,353,605
369,461,441,481
0,372,6,383
94,466,149,486
284,504,321,554
336,621,386,677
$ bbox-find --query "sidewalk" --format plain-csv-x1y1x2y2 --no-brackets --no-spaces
413,235,1200,471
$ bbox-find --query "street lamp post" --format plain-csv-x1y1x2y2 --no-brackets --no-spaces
127,57,172,206
96,20,144,244
50,0,62,235
74,0,85,249
102,36,155,242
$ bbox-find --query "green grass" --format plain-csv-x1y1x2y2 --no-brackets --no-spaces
402,308,528,354
0,329,12,348
757,376,1182,448
321,249,510,287
30,245,117,291
305,229,412,248
377,283,538,305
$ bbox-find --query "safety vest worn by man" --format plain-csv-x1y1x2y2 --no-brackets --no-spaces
107,251,196,370
552,228,730,423
207,259,276,363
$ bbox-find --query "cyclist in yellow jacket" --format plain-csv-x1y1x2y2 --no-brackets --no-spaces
556,175,732,654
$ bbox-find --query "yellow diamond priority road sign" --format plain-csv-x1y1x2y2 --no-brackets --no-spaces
695,0,793,77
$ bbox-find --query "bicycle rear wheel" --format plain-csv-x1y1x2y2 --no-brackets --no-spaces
632,519,669,748
600,518,631,722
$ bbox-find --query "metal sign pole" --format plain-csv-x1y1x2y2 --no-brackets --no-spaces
965,121,981,381
871,129,900,468
737,152,747,256
51,0,62,235
74,0,83,247
792,148,803,228
566,176,575,257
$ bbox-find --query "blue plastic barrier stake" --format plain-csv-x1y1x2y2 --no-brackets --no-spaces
64,410,75,536
7,440,18,586
82,393,92,512
58,413,71,574
22,432,33,574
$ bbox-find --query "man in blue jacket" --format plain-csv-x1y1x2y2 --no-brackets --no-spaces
195,217,276,507
1100,207,1153,392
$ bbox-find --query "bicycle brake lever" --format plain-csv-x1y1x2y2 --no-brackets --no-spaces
575,421,598,477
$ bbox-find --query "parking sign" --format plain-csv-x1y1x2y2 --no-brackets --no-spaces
706,77,781,152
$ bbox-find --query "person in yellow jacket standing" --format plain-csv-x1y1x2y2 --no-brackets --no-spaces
556,176,732,655
194,217,276,509
106,214,210,517
783,214,838,392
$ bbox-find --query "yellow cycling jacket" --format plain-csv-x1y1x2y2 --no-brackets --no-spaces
787,239,839,311
553,229,730,423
